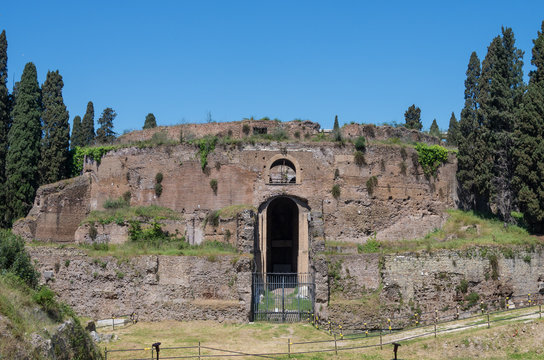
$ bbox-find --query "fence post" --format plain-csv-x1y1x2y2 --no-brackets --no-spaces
434,309,438,338
288,338,291,358
104,347,107,360
380,332,383,350
112,315,115,331
540,304,542,319
198,341,201,360
487,311,490,329
334,334,338,355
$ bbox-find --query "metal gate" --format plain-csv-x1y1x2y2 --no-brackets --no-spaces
252,273,315,322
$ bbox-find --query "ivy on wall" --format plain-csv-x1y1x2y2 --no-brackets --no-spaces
71,145,118,176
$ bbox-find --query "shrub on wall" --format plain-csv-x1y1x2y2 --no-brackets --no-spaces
210,179,218,195
415,143,448,177
354,150,366,166
331,184,341,199
354,136,366,152
366,176,378,195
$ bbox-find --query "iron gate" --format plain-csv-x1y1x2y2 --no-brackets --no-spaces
252,273,315,322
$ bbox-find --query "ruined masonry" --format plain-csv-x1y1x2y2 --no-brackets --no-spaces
15,120,539,325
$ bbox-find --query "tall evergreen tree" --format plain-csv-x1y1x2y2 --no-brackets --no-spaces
332,115,342,141
429,119,440,137
0,30,10,227
446,112,460,146
404,104,422,130
5,63,42,224
479,28,524,223
143,113,157,129
457,52,482,210
81,101,95,146
71,115,83,148
39,70,70,184
513,21,544,233
95,107,116,144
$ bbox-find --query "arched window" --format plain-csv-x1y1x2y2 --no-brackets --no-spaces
265,154,302,185
269,158,296,184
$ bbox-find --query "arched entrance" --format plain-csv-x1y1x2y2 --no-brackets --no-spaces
253,196,314,322
266,197,298,273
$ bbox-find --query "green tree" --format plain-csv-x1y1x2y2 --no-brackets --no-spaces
404,104,422,130
5,63,42,224
479,28,524,223
39,70,70,184
81,101,95,146
95,107,116,144
446,112,460,146
0,30,10,227
457,52,482,210
143,112,157,129
513,21,544,232
71,115,83,148
429,118,440,137
332,115,342,141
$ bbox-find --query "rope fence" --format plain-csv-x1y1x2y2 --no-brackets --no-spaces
103,291,544,359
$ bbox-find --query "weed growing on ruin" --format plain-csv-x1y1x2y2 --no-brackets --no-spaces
104,196,130,209
488,254,499,280
210,179,218,195
366,176,378,195
194,136,218,170
331,184,341,199
399,161,407,175
358,236,381,253
354,136,366,152
354,150,366,166
456,279,469,294
204,210,220,227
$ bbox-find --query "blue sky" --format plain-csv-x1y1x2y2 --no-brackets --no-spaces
2,1,544,133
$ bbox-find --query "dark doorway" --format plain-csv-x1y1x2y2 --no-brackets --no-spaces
266,197,298,273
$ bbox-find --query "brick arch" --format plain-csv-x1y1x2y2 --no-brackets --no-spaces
265,154,302,184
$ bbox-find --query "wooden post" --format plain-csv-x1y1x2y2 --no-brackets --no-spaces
487,312,490,329
112,316,115,331
380,332,383,350
104,347,107,360
288,338,291,358
198,341,201,360
540,304,542,319
334,334,338,355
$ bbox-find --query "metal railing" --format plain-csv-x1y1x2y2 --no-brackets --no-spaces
252,273,315,322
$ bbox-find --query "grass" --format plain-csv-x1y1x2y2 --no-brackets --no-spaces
78,239,241,259
363,209,543,254
0,274,102,359
83,205,182,225
216,204,256,218
99,314,544,359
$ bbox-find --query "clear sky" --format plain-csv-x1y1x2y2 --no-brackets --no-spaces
2,1,544,133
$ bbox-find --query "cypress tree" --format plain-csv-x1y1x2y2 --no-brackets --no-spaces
479,28,524,223
332,115,342,141
95,107,116,144
81,101,95,146
513,21,544,232
429,119,440,137
5,63,42,224
39,70,70,184
457,52,482,210
404,104,422,130
71,115,83,148
446,112,460,146
0,30,9,227
143,113,157,129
